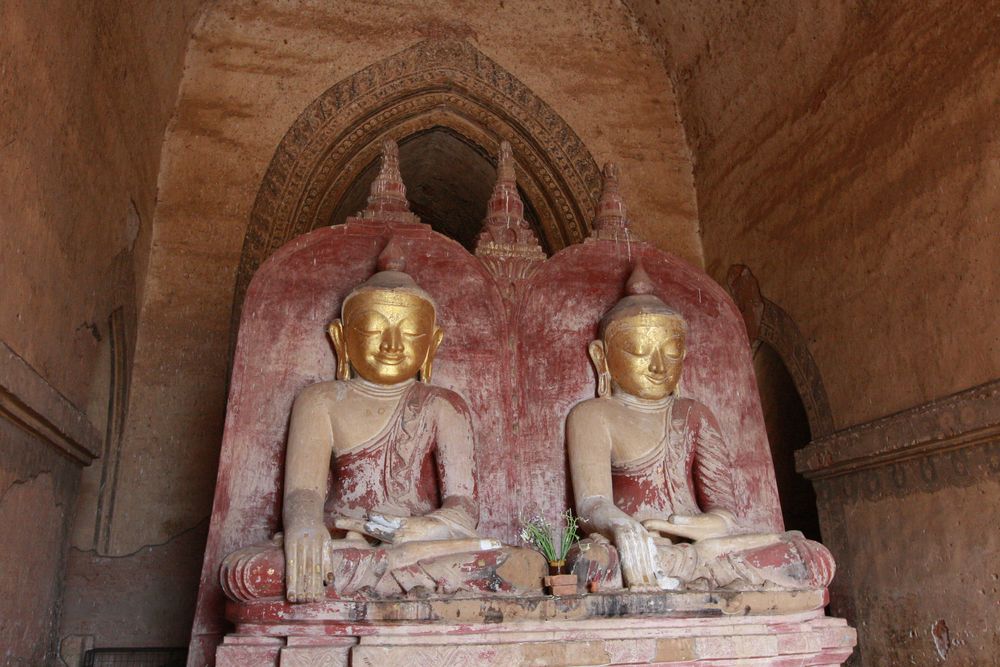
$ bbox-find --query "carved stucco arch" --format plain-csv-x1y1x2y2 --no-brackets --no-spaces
727,264,836,438
233,39,602,336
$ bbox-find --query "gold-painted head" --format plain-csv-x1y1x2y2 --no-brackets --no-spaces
589,261,688,400
328,242,444,385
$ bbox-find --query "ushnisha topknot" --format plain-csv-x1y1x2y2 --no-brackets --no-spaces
599,259,687,338
342,237,437,314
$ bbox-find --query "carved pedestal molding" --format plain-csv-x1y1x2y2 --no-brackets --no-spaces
0,340,100,465
217,591,852,666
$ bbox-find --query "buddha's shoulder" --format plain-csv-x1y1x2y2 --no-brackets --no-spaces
567,397,615,423
417,383,472,415
672,396,719,423
293,379,350,405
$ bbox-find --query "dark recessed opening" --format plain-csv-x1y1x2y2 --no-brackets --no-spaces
754,342,822,541
329,128,546,253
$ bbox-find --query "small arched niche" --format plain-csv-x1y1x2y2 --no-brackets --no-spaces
330,127,546,253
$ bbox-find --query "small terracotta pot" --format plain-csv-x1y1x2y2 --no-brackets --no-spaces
548,560,566,576
543,573,578,596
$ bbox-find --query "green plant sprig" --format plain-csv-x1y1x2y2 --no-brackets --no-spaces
520,509,580,562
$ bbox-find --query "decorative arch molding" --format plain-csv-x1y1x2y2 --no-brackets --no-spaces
234,39,602,335
726,264,836,438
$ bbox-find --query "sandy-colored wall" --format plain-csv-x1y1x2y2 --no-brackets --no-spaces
627,0,1000,663
629,0,1000,429
0,0,200,416
0,415,80,665
800,382,1000,664
819,458,1000,664
0,0,201,660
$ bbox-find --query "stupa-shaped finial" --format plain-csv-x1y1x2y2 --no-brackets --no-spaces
359,140,417,223
593,162,630,233
483,141,527,228
474,140,546,281
496,141,516,186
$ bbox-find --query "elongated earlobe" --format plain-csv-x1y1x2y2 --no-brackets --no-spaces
588,340,611,398
419,327,445,383
328,321,351,380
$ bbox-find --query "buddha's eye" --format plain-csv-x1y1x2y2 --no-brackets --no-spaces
622,343,649,357
662,338,685,360
349,311,389,335
399,319,427,338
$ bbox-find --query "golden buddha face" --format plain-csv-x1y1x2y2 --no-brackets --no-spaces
591,314,686,400
329,290,443,385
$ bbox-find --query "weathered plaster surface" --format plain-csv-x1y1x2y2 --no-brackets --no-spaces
799,381,1000,664
0,0,200,417
628,0,1000,429
0,420,79,665
0,0,201,658
816,447,1000,664
60,521,208,650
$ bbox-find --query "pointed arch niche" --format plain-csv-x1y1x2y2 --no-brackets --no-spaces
234,39,602,334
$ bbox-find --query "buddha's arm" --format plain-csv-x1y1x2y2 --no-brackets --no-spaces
567,402,662,589
689,402,739,516
567,403,627,535
283,384,335,602
429,395,479,535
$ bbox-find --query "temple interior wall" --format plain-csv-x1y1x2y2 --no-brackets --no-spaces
628,0,1000,662
630,0,1000,428
0,419,79,665
817,443,1000,665
0,1,200,662
1,0,997,663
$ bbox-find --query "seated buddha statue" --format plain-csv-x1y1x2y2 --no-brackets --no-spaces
220,241,545,603
566,262,835,592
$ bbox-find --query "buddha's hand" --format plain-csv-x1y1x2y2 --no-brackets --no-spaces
284,523,334,603
361,512,452,544
611,517,666,590
643,510,736,542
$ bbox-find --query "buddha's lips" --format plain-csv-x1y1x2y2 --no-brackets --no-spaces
645,374,668,384
376,354,405,365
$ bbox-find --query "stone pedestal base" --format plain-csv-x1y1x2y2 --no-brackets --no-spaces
215,590,855,666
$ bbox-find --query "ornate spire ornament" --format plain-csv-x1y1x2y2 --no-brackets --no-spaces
590,162,637,242
359,140,420,224
474,141,546,282
483,141,527,229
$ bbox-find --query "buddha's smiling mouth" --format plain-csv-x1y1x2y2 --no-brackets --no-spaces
645,374,668,384
375,354,405,365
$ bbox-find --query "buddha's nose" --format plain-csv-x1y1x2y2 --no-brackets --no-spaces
381,328,404,352
649,348,667,374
